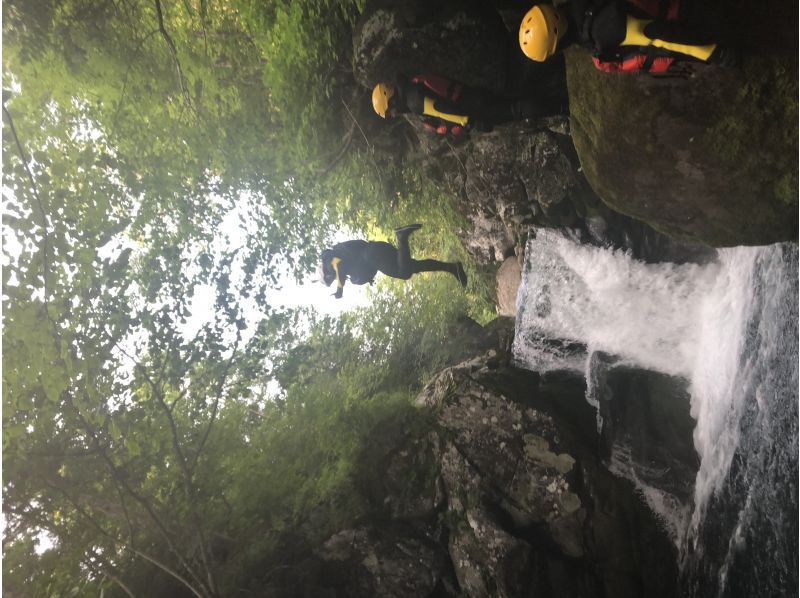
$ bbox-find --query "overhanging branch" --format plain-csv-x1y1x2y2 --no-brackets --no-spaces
154,0,195,114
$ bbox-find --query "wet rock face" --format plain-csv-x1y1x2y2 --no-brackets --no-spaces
455,121,597,261
448,120,715,266
417,358,587,560
311,345,690,598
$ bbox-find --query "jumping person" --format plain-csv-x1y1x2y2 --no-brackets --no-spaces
371,73,567,138
518,1,737,74
319,224,467,299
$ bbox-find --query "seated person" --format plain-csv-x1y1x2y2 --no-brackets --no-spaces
371,73,568,138
519,1,737,74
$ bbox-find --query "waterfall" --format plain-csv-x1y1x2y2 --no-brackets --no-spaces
513,230,720,378
513,229,798,597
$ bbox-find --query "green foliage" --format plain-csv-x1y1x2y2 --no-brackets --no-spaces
2,1,495,596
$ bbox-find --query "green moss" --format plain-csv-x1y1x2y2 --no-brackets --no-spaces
704,115,746,163
565,46,798,245
775,172,799,205
702,57,797,174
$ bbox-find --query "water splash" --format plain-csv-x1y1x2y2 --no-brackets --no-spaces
513,230,798,595
513,229,719,378
608,442,691,547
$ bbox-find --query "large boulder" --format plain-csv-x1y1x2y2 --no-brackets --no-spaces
411,352,689,598
565,45,798,247
274,316,699,598
443,120,715,265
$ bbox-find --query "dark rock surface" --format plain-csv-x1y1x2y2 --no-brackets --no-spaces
566,50,798,247
352,0,512,91
450,120,716,265
315,526,458,598
284,320,698,598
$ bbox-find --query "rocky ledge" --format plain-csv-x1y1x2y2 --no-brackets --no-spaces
279,320,698,597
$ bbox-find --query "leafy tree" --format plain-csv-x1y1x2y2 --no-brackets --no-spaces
2,1,496,595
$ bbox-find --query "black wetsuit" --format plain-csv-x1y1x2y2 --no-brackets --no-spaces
328,237,462,296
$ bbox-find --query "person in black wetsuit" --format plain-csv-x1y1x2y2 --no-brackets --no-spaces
371,73,568,138
320,224,467,299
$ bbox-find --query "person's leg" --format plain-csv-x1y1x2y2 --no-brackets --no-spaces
409,259,468,287
371,227,467,287
394,224,422,277
623,16,717,61
364,241,405,279
460,87,567,125
509,98,569,120
453,87,518,128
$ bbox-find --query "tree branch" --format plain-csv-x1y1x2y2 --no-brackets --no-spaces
317,125,354,177
2,104,56,322
340,97,383,187
111,29,160,136
190,340,239,473
73,405,211,596
153,0,195,114
47,481,206,598
147,378,219,597
84,558,137,598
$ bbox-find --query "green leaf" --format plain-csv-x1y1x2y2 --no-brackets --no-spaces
125,438,140,457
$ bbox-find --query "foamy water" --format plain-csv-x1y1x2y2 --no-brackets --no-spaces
514,230,719,377
686,247,760,528
513,230,798,596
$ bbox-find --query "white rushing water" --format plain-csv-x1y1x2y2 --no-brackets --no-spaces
513,230,798,595
513,230,722,378
685,247,761,528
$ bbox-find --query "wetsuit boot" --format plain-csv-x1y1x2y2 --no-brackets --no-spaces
405,258,468,287
394,224,423,237
511,98,569,121
707,46,741,67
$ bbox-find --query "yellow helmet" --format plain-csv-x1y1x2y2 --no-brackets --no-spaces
372,83,395,118
519,4,568,62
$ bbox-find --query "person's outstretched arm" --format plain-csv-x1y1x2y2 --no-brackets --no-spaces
332,256,346,298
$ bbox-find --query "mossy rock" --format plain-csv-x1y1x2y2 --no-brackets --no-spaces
566,48,797,246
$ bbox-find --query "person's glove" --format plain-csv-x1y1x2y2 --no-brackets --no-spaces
333,288,343,299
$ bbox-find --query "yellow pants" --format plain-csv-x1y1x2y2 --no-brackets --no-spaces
621,16,716,61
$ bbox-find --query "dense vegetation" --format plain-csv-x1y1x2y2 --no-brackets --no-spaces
2,1,494,595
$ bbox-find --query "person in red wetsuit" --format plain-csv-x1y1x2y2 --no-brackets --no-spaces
518,1,738,74
371,73,568,138
319,224,467,299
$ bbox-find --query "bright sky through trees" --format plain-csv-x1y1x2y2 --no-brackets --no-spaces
1,1,489,594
